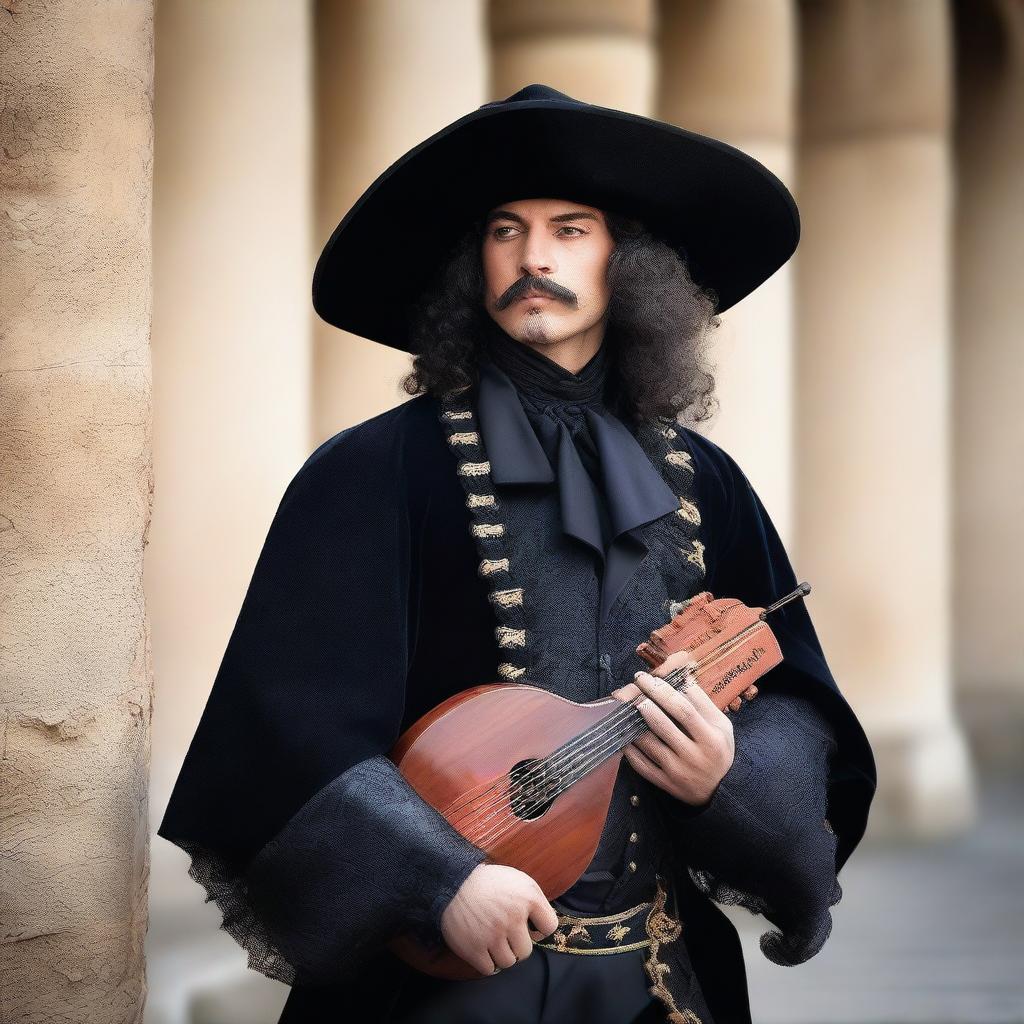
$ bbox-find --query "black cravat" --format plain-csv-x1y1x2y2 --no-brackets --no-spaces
476,326,679,623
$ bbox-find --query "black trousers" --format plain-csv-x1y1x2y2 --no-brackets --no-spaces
390,944,664,1024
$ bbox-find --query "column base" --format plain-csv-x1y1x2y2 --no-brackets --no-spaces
865,720,976,840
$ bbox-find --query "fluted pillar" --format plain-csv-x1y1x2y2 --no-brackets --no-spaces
950,2,1024,771
657,0,797,540
149,0,313,828
0,2,154,1017
489,0,656,111
797,0,973,836
314,0,489,442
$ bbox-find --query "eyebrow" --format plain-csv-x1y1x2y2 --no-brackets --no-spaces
484,209,602,227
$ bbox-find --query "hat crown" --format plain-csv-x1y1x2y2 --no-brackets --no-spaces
479,83,581,109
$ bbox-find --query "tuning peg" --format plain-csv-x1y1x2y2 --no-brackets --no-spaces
728,696,743,712
742,685,758,701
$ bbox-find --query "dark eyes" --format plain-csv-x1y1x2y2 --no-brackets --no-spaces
492,225,586,239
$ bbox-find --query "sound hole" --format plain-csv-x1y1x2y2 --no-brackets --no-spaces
508,758,558,821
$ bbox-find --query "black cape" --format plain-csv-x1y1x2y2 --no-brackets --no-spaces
157,390,876,1021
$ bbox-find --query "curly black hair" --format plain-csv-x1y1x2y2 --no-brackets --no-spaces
399,210,721,426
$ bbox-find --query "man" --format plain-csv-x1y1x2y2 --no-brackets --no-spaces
158,85,876,1024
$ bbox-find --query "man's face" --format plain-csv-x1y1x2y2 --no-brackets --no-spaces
480,198,615,352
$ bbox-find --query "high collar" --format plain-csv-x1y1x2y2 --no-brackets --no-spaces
476,356,679,621
481,327,610,406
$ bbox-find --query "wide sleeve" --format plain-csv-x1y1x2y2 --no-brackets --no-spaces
156,417,488,987
664,689,842,966
661,433,876,966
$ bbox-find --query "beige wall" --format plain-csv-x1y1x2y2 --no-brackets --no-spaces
147,0,314,825
797,0,973,834
951,0,1024,766
313,0,489,442
658,0,798,542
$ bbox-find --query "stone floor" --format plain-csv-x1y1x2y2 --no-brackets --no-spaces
145,773,1024,1024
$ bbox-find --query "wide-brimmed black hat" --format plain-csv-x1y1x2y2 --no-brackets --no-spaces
312,83,800,353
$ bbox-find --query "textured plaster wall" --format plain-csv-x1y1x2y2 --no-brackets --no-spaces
0,2,154,1021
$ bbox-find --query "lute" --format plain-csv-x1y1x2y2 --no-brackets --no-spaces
386,583,810,978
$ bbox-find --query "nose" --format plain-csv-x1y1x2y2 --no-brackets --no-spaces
520,230,557,278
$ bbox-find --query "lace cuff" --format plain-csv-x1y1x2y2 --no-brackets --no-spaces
177,839,299,985
174,755,488,987
664,690,842,965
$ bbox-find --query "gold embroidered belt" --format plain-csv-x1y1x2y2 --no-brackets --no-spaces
532,873,682,956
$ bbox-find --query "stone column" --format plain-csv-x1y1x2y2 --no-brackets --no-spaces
950,2,1024,771
0,2,154,1018
656,0,797,541
313,0,488,442
798,0,973,835
489,0,656,112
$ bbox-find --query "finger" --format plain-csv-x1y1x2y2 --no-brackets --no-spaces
632,673,709,748
651,649,698,680
632,729,673,770
610,682,642,704
637,670,716,738
489,937,518,971
623,741,669,788
509,921,535,962
679,674,734,729
529,899,560,939
472,948,500,976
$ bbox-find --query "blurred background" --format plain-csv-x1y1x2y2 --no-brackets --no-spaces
144,2,1023,1022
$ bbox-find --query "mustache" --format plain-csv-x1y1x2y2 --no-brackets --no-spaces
495,275,579,311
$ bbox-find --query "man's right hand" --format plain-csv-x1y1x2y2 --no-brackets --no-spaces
440,863,560,975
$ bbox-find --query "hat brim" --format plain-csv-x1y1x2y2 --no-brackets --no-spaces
312,97,799,353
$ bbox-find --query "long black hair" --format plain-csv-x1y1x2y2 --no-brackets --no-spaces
399,210,721,426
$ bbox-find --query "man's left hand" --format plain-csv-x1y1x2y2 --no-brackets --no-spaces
610,651,735,808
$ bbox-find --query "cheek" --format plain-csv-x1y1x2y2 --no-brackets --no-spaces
572,249,614,305
481,245,516,301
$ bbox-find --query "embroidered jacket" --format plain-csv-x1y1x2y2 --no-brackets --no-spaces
157,386,876,1024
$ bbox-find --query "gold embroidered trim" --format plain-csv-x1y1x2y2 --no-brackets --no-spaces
665,449,694,473
675,496,701,525
478,558,509,576
680,538,705,574
496,626,526,648
552,896,654,926
533,893,660,955
471,523,504,538
642,878,702,1024
489,587,524,608
439,388,533,704
535,936,654,955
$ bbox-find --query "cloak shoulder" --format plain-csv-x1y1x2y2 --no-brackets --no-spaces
157,394,489,985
